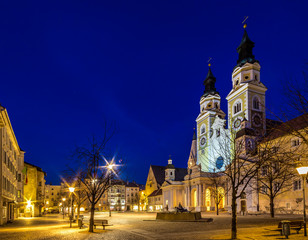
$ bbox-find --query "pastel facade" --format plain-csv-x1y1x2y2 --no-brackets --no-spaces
23,162,46,217
0,105,25,225
45,185,61,212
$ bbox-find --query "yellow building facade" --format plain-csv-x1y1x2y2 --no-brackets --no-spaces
0,105,25,225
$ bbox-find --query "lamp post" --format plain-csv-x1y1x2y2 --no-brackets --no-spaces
62,198,66,219
108,164,114,217
69,187,75,228
297,166,308,237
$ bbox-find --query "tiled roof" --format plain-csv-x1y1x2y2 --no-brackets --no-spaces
151,165,187,185
150,165,166,186
175,168,188,181
148,188,162,197
265,114,308,140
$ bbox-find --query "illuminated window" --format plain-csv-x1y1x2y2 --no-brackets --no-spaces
294,180,301,191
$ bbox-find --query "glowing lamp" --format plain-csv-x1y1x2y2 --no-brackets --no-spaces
62,198,66,202
69,187,75,193
27,200,31,208
108,164,115,170
297,167,308,175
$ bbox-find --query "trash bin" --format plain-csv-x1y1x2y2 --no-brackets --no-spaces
78,218,83,228
281,220,291,239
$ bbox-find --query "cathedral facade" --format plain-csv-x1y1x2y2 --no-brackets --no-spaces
145,28,307,214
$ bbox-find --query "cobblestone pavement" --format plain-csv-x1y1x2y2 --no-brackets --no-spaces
0,212,306,240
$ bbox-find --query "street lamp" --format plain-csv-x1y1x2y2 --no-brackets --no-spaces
107,163,115,217
62,198,66,219
69,187,75,228
297,166,308,237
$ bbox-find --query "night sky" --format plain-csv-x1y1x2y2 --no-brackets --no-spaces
0,1,307,185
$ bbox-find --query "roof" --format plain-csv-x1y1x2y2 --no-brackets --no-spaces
174,168,188,181
150,165,166,186
265,114,308,141
235,30,259,68
236,127,256,138
151,165,187,184
202,67,219,98
125,182,139,187
24,161,47,176
148,188,162,197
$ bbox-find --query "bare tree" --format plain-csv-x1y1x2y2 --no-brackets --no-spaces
251,137,298,217
67,123,118,232
208,123,263,239
208,171,225,215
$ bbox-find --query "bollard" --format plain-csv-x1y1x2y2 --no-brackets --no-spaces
281,220,291,239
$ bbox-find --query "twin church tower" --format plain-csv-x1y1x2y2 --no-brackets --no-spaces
194,27,267,172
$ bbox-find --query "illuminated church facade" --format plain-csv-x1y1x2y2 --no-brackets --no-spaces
152,27,307,214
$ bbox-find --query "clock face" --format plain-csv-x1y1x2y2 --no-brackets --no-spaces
252,113,262,127
233,118,242,130
200,136,206,147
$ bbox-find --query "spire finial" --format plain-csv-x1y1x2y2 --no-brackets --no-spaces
242,16,249,29
208,57,212,67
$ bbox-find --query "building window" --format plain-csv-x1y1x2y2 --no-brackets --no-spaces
170,172,172,176
201,124,206,135
294,180,301,191
233,101,242,114
253,97,260,110
18,173,21,182
291,139,300,147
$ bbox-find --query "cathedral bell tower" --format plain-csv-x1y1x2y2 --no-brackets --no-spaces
226,25,267,136
165,156,175,181
196,64,226,172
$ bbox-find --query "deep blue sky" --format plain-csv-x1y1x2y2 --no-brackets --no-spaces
0,1,307,185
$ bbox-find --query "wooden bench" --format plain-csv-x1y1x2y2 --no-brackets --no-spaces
247,211,262,216
277,220,303,235
93,219,113,230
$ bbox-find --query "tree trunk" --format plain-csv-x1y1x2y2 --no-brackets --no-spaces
270,196,275,218
231,190,237,239
216,203,219,215
77,203,81,222
89,203,95,232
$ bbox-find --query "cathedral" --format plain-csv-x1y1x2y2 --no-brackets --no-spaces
145,27,307,214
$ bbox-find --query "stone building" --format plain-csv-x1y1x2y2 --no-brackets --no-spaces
23,162,46,217
125,182,140,211
0,105,25,225
45,184,61,212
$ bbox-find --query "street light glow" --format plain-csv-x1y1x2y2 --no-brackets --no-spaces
297,167,308,175
69,187,75,193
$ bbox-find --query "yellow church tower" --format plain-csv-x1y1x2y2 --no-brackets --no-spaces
226,26,267,135
196,65,226,171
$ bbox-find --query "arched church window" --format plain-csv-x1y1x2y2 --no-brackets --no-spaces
233,101,242,114
253,97,260,110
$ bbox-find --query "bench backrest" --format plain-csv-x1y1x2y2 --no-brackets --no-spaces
93,219,108,224
278,221,303,228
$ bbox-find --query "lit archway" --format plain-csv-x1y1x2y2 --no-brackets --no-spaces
206,188,211,211
191,189,197,207
217,187,225,209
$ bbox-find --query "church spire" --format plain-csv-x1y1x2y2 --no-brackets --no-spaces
202,64,219,97
187,129,197,169
236,26,258,67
